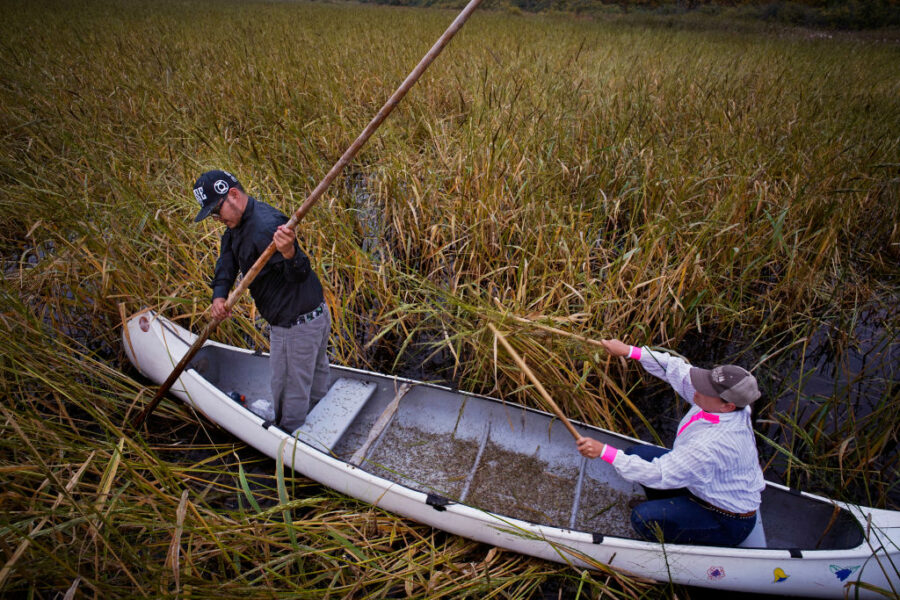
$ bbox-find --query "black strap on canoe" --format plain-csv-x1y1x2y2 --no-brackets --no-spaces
426,493,450,511
262,419,275,430
592,533,604,544
789,548,803,558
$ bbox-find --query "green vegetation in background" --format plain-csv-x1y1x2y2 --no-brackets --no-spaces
1,0,897,597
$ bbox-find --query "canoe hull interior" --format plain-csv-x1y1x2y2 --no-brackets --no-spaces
192,342,645,536
124,311,900,598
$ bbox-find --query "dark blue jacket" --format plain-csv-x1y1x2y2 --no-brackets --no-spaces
210,196,324,326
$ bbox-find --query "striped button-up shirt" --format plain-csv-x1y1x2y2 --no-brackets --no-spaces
608,347,765,514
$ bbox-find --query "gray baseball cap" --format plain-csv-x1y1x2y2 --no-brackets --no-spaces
690,365,761,408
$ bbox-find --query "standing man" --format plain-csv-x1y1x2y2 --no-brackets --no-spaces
576,339,764,546
193,169,331,434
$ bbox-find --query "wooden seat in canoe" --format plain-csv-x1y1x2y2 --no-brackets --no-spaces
292,378,377,452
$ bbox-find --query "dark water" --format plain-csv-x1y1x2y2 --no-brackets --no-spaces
773,305,898,414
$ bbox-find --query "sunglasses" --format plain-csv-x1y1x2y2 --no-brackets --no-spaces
210,196,227,217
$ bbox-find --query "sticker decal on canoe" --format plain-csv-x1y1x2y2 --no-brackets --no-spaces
707,566,725,581
830,565,859,582
773,567,789,583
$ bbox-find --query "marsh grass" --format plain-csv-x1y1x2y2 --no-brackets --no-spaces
1,0,898,597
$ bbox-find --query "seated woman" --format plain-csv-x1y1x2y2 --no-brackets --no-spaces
577,339,764,547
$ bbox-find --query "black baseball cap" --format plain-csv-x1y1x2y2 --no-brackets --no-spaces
192,170,242,222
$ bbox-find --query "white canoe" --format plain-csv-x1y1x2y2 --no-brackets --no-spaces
123,310,900,598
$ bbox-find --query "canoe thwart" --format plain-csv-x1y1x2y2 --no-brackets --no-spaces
457,422,491,503
568,456,589,530
350,382,412,466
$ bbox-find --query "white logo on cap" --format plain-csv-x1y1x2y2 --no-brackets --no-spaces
193,187,207,206
213,180,230,195
713,368,726,384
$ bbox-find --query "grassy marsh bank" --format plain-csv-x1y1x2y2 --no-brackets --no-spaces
1,0,898,597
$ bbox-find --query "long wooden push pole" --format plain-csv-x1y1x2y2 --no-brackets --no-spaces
487,323,581,441
133,0,484,428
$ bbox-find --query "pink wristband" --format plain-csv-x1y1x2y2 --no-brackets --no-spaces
628,346,642,360
600,444,618,464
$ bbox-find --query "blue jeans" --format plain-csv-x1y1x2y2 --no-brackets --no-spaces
625,445,756,546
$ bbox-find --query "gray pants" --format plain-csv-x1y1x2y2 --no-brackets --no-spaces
269,306,331,433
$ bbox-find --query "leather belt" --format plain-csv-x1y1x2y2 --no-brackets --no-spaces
285,302,325,328
694,497,756,519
